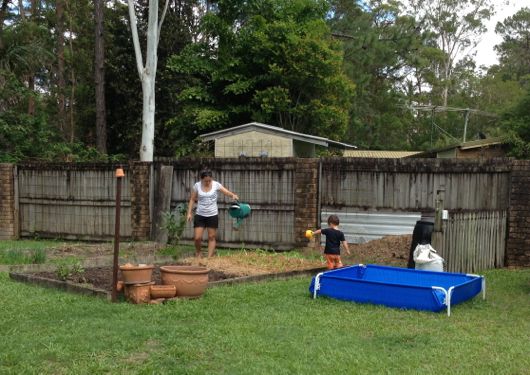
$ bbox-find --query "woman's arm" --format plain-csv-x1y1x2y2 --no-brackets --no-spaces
219,186,239,201
187,190,198,222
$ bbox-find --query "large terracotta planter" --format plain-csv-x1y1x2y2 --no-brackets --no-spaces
160,266,209,297
119,264,154,284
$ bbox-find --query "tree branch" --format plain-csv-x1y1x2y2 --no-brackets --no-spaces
127,0,144,79
158,0,170,47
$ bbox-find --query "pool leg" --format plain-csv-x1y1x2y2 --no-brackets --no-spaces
446,287,454,317
432,286,452,317
482,277,486,300
313,272,323,299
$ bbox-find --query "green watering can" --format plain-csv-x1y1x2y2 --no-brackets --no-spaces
228,201,251,228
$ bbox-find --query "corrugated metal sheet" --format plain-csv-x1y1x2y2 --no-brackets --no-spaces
321,211,420,244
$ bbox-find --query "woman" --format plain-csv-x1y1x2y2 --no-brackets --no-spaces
186,169,239,258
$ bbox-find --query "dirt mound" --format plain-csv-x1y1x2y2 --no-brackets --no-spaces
345,234,411,267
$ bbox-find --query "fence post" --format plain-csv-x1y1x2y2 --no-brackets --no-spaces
506,160,530,267
434,188,445,232
130,162,152,240
0,163,17,239
152,164,174,243
294,158,319,247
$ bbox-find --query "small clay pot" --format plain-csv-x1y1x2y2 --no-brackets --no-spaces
124,281,154,304
119,264,154,284
160,266,209,297
150,285,177,299
116,280,124,293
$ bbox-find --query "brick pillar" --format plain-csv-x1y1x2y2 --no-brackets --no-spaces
294,159,319,246
0,163,17,239
507,160,530,267
130,162,152,240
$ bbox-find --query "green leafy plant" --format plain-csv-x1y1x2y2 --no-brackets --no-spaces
161,204,188,245
55,260,85,282
56,262,71,281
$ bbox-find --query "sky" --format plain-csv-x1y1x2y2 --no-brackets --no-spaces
474,0,530,67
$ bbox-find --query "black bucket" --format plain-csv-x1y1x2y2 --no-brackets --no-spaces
407,220,434,269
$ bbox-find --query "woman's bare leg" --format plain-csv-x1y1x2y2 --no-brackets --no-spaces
207,228,217,257
194,227,204,257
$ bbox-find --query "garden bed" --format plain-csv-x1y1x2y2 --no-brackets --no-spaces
6,235,411,300
9,251,327,300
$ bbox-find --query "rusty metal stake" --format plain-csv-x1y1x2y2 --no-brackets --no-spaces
111,167,125,302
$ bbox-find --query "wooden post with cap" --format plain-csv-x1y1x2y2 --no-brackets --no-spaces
111,167,125,302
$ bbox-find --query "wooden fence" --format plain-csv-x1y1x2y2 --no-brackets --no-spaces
320,158,511,211
17,164,132,240
320,158,512,272
433,210,507,273
3,157,524,270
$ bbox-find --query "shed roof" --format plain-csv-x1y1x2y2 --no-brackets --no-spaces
200,122,357,149
414,136,507,158
343,150,422,158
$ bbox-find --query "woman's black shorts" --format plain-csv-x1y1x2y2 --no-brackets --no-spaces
193,214,219,229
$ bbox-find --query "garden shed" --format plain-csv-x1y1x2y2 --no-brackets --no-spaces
200,122,356,158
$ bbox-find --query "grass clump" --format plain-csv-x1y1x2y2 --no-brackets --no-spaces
0,248,47,265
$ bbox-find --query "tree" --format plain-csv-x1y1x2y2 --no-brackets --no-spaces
501,86,530,158
494,7,530,83
56,0,66,136
167,0,355,149
94,0,107,153
127,0,169,161
407,0,493,107
327,0,424,149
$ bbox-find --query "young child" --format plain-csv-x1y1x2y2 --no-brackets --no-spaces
312,215,350,270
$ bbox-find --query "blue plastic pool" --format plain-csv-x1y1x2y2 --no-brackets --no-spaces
309,264,485,316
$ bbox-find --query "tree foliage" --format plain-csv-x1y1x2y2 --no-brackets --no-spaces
167,0,355,146
495,7,530,84
1,0,529,160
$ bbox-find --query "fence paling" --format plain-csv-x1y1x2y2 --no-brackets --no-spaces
438,210,506,273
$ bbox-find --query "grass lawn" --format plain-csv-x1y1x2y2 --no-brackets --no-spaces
0,240,63,264
1,269,529,374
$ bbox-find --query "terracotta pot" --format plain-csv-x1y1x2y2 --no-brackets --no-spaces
124,281,154,304
119,264,154,284
160,266,209,297
150,285,177,299
116,280,124,293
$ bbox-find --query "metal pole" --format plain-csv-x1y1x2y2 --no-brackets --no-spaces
463,109,470,142
111,167,125,302
430,107,435,147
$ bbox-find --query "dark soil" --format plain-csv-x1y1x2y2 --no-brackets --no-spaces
34,265,236,292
